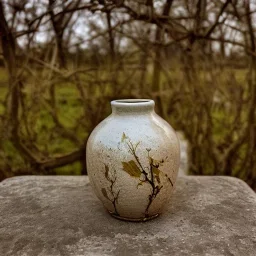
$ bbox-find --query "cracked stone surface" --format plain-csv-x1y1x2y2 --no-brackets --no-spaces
0,176,256,256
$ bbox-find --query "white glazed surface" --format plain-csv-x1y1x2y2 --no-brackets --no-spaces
86,99,180,220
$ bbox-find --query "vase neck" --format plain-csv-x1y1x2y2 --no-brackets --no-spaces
111,99,155,115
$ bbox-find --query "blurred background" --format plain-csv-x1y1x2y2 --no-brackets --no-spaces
0,0,256,189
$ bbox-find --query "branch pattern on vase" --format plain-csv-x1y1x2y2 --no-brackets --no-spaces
101,164,120,216
100,132,174,218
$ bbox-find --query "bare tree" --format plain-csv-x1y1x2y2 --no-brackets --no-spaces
0,0,256,189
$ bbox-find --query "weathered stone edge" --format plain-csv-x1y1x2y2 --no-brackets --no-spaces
1,175,255,197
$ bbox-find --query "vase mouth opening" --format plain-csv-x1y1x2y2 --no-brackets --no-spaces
111,99,155,114
113,99,152,104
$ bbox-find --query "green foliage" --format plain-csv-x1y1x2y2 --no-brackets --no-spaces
0,69,88,175
122,160,141,178
0,87,7,115
104,164,110,180
101,188,110,200
152,166,160,176
0,62,254,187
55,162,81,175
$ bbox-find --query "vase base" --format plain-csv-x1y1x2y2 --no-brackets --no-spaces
108,211,159,222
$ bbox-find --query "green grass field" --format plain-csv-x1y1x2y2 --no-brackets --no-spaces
0,67,89,175
0,65,249,176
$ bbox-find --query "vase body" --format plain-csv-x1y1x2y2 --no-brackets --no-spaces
86,99,180,221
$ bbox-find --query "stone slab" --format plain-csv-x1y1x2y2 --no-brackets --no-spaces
0,176,256,256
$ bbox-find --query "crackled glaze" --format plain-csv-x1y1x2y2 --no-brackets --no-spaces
86,99,180,221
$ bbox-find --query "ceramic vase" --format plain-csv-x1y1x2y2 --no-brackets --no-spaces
86,99,180,221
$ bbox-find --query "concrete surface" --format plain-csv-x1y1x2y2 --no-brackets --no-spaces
0,176,256,256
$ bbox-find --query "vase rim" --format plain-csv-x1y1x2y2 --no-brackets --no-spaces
111,99,154,105
111,99,155,114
